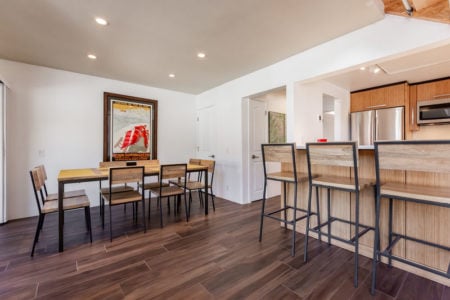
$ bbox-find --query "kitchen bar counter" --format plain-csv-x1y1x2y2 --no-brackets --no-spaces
283,148,450,286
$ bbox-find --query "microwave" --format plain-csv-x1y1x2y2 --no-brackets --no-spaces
417,98,450,125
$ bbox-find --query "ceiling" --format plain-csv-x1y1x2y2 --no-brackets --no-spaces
325,42,450,92
324,0,450,91
0,0,385,94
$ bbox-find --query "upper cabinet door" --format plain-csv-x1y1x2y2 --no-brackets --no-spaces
350,82,407,112
416,78,450,101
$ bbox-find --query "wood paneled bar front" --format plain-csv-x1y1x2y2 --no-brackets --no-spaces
282,147,450,286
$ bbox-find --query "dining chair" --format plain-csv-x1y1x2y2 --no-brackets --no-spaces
101,166,146,242
36,164,86,200
136,159,173,217
98,161,136,227
187,159,216,212
149,164,188,228
30,167,92,256
169,158,215,212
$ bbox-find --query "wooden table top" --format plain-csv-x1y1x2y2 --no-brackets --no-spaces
58,164,207,182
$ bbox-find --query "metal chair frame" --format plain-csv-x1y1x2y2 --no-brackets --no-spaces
259,143,312,257
371,140,450,295
304,141,375,288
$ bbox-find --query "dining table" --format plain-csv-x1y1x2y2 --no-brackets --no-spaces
57,163,209,252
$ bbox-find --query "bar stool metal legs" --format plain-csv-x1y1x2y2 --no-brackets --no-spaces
303,142,375,288
258,143,310,257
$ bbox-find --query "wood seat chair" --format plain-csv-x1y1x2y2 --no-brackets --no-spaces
36,164,86,200
136,160,170,214
371,140,450,295
149,164,189,228
101,166,146,241
304,142,375,288
170,159,216,212
259,143,311,257
98,161,135,227
30,167,92,256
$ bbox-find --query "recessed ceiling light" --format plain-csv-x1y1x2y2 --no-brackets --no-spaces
197,52,206,59
169,73,175,78
87,54,97,60
373,67,381,74
95,17,108,26
359,66,366,71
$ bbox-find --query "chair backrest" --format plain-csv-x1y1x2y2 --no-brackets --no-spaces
261,143,297,180
306,142,357,168
109,166,144,186
189,158,201,165
35,165,50,196
30,168,44,213
375,140,450,174
161,164,187,180
200,159,215,173
99,161,128,168
200,159,215,184
306,142,359,185
136,159,160,167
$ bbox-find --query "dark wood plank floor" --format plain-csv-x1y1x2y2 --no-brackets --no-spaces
0,195,448,299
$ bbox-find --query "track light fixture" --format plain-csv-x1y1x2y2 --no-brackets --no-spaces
401,0,413,16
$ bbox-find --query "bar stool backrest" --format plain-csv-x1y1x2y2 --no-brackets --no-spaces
261,143,297,181
307,142,357,168
375,140,450,173
306,142,359,188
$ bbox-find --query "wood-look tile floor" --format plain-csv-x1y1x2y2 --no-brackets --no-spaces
0,195,448,299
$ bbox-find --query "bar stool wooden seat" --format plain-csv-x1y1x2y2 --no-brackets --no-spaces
371,140,450,295
304,142,375,288
259,143,311,257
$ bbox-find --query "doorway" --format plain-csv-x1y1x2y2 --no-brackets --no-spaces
242,86,286,203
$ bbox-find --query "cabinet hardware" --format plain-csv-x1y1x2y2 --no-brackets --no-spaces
433,93,450,99
367,104,387,108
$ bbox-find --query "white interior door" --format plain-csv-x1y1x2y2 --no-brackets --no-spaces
196,105,216,159
249,99,267,201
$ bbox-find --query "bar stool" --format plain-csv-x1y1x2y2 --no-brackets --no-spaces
258,143,311,257
304,142,375,287
371,140,450,295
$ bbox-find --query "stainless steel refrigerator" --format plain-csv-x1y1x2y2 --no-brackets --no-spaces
350,106,404,146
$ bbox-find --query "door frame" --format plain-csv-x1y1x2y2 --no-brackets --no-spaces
241,97,251,204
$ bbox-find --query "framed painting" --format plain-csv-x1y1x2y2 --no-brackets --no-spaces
268,111,286,144
103,92,158,161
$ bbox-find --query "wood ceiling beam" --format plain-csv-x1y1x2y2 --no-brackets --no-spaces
384,0,450,24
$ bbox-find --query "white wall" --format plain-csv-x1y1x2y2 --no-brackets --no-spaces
196,15,450,204
0,59,196,220
294,80,350,145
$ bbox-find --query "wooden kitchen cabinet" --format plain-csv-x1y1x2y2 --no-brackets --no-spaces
350,82,408,112
416,77,450,100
